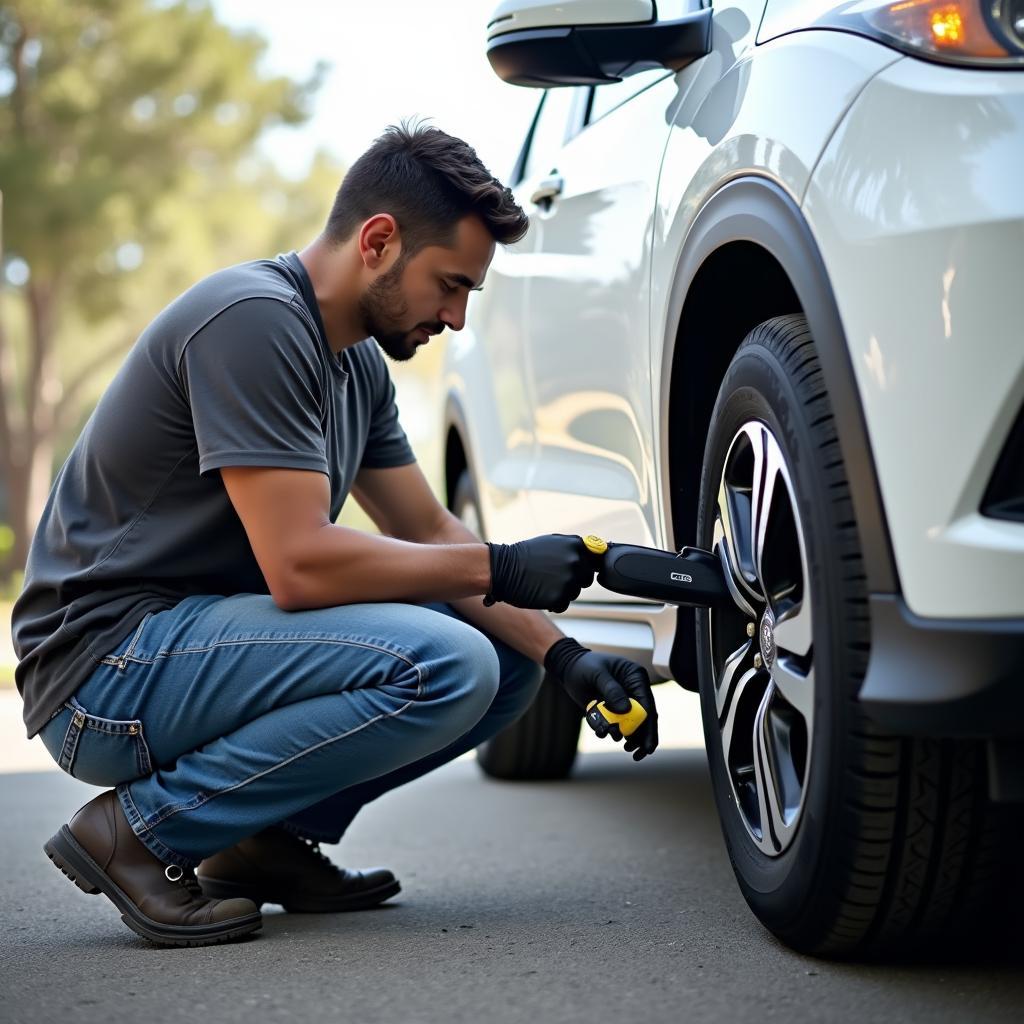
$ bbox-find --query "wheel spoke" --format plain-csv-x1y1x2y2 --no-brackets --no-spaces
715,480,744,587
751,429,783,586
773,598,812,659
713,519,758,618
716,473,762,605
720,666,758,766
770,654,815,726
752,682,790,851
714,632,752,721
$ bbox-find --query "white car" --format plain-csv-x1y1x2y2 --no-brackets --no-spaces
442,0,1024,955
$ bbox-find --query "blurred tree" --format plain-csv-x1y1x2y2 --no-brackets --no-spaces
0,0,336,575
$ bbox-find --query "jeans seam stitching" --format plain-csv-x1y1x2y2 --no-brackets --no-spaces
124,637,424,686
136,725,152,776
120,784,145,826
59,716,80,773
144,695,420,829
123,613,153,661
119,786,195,868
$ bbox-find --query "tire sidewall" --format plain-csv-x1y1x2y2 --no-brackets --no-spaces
451,469,484,541
696,333,851,936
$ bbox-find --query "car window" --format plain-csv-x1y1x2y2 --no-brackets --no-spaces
586,69,674,126
519,87,584,183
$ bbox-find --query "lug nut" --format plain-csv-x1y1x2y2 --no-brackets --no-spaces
746,623,755,638
754,654,763,669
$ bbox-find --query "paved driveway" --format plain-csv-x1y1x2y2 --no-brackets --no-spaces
2,734,1022,1024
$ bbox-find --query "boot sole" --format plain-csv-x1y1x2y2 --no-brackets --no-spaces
44,826,263,947
199,875,402,913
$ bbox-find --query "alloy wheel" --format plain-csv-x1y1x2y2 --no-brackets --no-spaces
709,420,815,857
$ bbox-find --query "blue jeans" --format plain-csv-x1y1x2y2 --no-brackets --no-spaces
38,595,543,868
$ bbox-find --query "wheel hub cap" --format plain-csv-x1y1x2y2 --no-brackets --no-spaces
759,611,776,671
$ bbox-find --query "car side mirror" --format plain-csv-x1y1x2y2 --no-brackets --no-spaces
486,0,713,87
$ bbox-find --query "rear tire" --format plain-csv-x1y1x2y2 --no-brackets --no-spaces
695,315,1022,957
475,681,583,781
450,467,582,781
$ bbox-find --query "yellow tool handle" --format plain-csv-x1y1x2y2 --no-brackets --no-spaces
582,534,647,740
585,698,648,738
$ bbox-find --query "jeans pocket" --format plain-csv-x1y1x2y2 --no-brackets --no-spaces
38,697,153,787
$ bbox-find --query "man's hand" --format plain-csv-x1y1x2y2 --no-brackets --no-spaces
485,534,598,613
543,638,659,761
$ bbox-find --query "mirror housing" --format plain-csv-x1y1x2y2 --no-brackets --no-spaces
486,0,712,87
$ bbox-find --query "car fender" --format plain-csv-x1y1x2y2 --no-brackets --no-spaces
657,175,897,595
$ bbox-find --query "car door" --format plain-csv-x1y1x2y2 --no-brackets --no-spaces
456,86,587,542
521,69,683,577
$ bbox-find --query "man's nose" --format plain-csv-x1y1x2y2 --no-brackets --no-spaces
439,299,467,332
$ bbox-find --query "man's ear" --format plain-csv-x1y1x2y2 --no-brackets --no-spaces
359,214,400,269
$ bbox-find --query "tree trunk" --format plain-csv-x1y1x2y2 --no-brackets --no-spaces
1,277,133,580
1,277,61,580
3,460,31,576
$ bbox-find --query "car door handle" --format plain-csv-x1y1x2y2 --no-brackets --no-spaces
530,175,564,207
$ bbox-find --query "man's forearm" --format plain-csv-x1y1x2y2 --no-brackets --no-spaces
283,510,566,667
431,513,566,666
283,524,491,609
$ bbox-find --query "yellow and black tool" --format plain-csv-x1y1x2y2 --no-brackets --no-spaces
585,697,648,738
582,532,730,608
580,535,649,738
579,531,730,738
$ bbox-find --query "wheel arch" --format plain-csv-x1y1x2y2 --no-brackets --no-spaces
661,176,897,687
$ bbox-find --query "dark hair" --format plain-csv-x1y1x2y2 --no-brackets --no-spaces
324,121,529,254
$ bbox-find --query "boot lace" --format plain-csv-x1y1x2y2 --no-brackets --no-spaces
300,836,339,872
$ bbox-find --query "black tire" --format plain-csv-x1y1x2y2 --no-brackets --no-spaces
475,679,583,781
695,315,1021,957
450,468,582,781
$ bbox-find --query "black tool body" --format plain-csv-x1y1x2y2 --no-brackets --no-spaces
597,543,730,608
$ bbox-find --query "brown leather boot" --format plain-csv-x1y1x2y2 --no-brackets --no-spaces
197,826,400,912
44,790,262,947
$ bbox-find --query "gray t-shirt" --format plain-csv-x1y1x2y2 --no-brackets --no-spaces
12,251,414,737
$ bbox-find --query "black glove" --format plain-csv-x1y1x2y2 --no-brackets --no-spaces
544,637,658,761
484,534,598,613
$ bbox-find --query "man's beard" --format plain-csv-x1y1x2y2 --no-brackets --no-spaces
358,258,438,363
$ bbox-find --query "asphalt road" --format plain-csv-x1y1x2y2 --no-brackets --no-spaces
2,750,1023,1024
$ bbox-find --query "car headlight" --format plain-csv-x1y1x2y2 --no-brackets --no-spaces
986,0,1024,51
760,0,1024,67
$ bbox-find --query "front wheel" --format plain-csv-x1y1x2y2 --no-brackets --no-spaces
450,468,582,780
696,315,1019,956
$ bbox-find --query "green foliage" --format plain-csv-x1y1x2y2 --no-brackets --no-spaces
0,0,345,551
0,570,24,601
0,0,326,311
